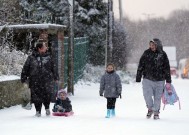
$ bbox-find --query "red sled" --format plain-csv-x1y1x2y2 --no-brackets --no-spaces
52,111,74,117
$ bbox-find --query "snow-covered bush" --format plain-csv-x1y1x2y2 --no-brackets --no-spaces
80,64,135,84
0,46,27,76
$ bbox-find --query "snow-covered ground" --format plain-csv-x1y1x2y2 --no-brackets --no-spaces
0,78,189,135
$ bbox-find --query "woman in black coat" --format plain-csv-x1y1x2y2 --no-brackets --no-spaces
21,42,59,117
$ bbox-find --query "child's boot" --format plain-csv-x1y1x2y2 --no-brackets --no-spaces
111,109,115,117
105,109,111,118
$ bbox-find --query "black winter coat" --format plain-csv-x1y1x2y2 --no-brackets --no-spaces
21,51,59,103
53,98,72,112
136,49,171,83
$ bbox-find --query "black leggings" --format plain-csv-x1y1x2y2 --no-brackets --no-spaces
106,98,116,109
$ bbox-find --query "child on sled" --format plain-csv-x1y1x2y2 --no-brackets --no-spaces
52,89,73,116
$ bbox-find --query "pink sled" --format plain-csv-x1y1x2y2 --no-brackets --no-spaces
52,111,74,117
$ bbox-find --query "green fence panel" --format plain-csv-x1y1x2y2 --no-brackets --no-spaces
63,37,89,87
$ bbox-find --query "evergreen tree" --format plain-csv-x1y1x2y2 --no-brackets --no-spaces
16,0,108,65
0,0,21,25
75,0,107,65
19,0,70,24
112,21,128,68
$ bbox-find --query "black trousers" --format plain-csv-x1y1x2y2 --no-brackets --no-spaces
34,102,50,113
31,86,51,113
106,98,116,109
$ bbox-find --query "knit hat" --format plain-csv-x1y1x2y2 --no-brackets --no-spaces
57,89,67,98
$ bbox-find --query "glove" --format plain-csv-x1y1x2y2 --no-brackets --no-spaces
23,83,28,89
119,94,122,99
100,93,103,97
57,105,63,111
136,77,141,82
165,83,172,95
22,83,31,102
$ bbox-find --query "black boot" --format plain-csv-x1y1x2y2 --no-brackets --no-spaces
146,110,153,119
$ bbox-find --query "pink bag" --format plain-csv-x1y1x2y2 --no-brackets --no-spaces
162,84,181,110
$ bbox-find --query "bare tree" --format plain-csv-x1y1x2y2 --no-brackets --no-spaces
123,9,189,64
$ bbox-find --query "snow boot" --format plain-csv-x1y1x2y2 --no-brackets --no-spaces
111,109,115,117
146,110,153,119
46,109,51,116
153,111,160,120
105,109,111,118
154,115,160,120
35,111,41,117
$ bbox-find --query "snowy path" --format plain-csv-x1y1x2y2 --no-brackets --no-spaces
0,78,189,135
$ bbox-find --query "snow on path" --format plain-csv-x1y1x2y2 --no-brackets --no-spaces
0,78,189,135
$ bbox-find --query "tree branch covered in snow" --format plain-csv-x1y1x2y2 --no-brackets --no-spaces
19,0,70,24
0,0,22,25
0,46,27,76
0,26,27,76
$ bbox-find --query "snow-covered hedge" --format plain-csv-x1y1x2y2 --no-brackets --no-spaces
80,64,135,84
0,46,27,76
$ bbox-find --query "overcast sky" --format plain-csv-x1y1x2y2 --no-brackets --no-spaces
114,0,189,20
